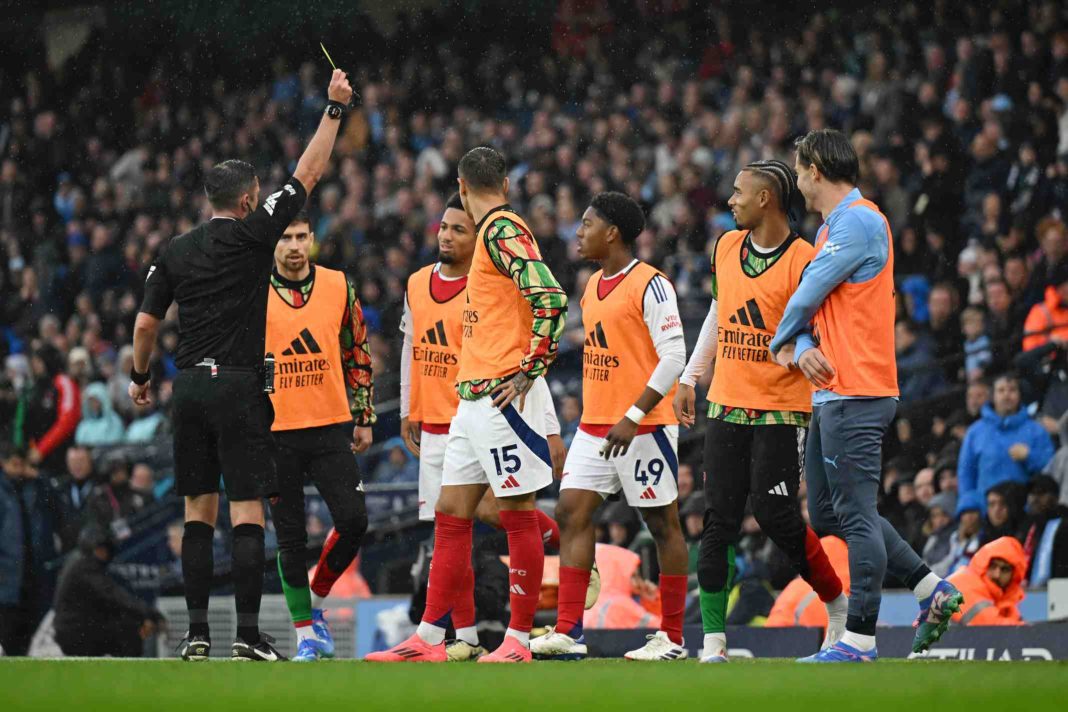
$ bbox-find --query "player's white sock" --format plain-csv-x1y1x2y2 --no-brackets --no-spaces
311,593,328,609
702,633,727,657
296,624,317,642
840,631,876,651
823,594,848,648
913,572,941,601
416,622,446,645
455,626,479,646
505,628,530,646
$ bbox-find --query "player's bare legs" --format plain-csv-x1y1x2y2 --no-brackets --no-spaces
555,489,604,571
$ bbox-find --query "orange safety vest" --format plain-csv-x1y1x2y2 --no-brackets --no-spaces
455,207,538,383
811,198,899,397
406,264,466,426
579,261,677,426
709,230,814,413
266,267,352,431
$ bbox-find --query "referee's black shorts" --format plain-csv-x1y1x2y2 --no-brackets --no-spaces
172,366,278,501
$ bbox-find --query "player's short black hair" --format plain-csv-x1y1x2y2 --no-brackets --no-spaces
204,159,257,210
590,191,646,245
289,208,311,227
794,129,859,185
445,192,464,211
458,147,507,192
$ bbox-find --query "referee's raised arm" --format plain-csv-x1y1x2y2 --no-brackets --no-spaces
239,68,354,250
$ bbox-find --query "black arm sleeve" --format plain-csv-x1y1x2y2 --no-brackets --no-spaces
237,176,309,250
139,252,174,318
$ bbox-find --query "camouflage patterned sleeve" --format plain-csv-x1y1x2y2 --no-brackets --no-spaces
484,217,568,379
341,278,376,426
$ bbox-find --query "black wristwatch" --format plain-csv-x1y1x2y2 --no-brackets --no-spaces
325,101,346,120
130,367,151,386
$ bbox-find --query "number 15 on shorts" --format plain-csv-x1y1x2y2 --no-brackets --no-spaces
491,445,521,476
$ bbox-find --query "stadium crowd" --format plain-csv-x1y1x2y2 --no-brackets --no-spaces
4,0,1068,652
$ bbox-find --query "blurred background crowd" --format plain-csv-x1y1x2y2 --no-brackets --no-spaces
4,0,1068,653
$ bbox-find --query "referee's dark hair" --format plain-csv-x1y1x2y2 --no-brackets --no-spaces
794,129,859,186
446,192,464,211
289,208,311,226
204,159,257,211
590,191,646,246
458,147,507,192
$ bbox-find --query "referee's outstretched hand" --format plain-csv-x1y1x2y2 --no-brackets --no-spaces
328,69,353,106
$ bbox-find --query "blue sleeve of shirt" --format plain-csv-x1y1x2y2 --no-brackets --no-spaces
770,210,887,353
957,426,980,499
1026,422,1056,474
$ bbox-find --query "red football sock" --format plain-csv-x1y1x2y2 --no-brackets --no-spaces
802,526,844,603
556,566,591,638
422,513,473,627
537,510,561,550
659,574,687,645
310,528,342,598
451,564,476,630
498,509,544,634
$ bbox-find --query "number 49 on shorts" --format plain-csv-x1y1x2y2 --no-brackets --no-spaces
634,458,664,486
491,445,521,476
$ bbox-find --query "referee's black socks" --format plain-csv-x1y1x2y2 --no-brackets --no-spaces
232,523,266,643
182,521,215,638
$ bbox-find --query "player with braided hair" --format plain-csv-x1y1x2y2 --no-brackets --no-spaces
674,160,847,663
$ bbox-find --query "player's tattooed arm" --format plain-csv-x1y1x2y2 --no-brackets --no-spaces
484,217,568,379
341,278,376,427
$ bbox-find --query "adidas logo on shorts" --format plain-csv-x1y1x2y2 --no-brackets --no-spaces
639,486,657,500
500,475,521,489
768,481,789,496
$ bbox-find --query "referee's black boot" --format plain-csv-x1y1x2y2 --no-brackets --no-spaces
232,632,287,662
177,633,211,661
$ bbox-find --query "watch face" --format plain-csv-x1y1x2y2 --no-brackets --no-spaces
327,105,342,119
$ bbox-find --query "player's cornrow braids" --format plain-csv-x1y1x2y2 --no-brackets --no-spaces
745,160,796,212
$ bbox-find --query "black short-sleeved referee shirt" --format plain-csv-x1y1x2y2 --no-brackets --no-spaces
140,177,308,369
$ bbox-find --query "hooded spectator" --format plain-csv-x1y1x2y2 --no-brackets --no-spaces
958,372,1054,509
52,524,163,657
947,536,1027,626
74,382,125,448
982,481,1026,544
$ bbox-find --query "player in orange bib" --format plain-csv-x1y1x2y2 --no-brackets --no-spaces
531,192,691,662
265,210,375,662
398,193,570,661
674,162,845,663
368,147,568,664
770,130,959,662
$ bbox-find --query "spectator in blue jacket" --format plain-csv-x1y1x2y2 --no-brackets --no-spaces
895,319,947,403
0,445,62,656
958,373,1055,512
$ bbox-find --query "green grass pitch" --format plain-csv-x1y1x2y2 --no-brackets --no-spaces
2,659,1067,711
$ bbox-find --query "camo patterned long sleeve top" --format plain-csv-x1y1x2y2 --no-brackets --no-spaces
456,216,568,400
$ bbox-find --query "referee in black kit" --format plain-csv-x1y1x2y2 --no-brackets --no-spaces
128,69,353,662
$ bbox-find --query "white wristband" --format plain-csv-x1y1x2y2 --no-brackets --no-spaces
625,405,646,424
